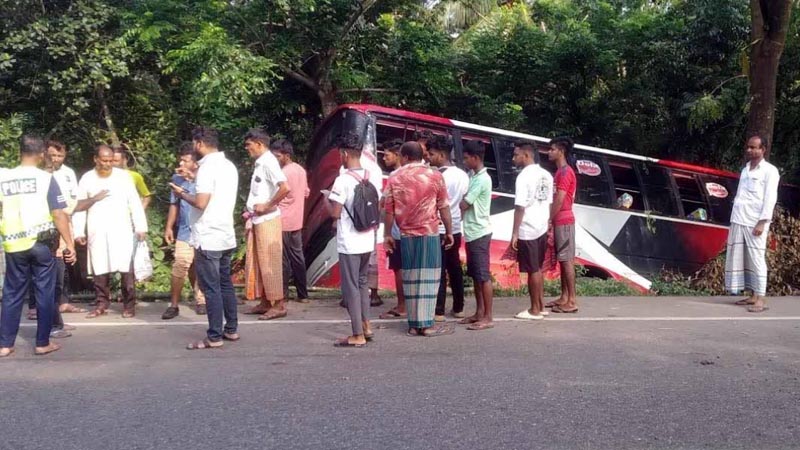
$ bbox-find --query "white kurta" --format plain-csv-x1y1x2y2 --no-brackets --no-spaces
72,168,148,275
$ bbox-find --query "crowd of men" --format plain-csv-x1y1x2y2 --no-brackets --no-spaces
0,126,781,355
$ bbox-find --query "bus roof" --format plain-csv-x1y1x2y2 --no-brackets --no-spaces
337,103,739,179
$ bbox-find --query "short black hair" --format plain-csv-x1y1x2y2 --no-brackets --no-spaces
549,136,573,156
749,134,769,152
46,140,67,153
462,140,485,159
95,144,114,157
413,130,434,141
112,143,134,167
269,138,294,155
20,135,45,156
381,138,404,154
514,141,536,155
179,141,195,157
192,126,220,148
335,132,362,153
400,141,423,161
427,135,453,155
244,128,270,147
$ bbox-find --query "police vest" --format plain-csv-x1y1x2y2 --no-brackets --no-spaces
0,166,56,253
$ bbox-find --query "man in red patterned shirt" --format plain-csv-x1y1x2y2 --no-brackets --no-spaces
547,137,579,313
384,142,455,337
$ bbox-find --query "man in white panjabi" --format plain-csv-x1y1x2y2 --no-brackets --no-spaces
72,145,148,319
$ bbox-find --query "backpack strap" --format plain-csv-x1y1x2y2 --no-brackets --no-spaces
346,169,369,184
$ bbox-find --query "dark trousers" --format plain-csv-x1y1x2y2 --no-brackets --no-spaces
435,233,465,315
195,248,237,342
94,270,136,312
340,252,370,336
27,258,66,328
0,243,55,347
282,230,308,299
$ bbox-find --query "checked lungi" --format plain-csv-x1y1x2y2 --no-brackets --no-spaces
245,217,284,302
401,235,442,329
724,223,769,297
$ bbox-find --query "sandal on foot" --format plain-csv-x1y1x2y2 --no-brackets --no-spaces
0,347,15,358
457,316,480,325
515,310,544,320
27,310,37,320
34,343,61,356
244,305,270,315
545,300,564,308
187,339,222,350
379,309,406,319
222,333,240,341
734,299,755,306
423,323,456,337
407,328,421,337
370,296,384,307
60,304,87,314
333,337,366,348
747,305,769,313
467,322,495,331
551,305,578,314
122,310,136,319
85,309,107,319
258,309,287,321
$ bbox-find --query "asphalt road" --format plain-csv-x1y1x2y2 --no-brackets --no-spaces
1,296,799,450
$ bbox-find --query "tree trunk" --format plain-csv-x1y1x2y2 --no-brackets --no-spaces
96,85,120,146
746,0,793,154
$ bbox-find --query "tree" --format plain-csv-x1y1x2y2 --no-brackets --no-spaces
747,0,794,151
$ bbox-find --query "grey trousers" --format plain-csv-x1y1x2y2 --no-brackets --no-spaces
339,252,370,336
282,230,308,299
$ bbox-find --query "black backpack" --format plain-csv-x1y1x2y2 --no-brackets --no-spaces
344,170,380,232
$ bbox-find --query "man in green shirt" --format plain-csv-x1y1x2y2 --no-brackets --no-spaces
113,144,152,210
459,140,494,331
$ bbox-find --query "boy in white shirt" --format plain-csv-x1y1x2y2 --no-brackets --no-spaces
510,142,553,320
327,133,377,347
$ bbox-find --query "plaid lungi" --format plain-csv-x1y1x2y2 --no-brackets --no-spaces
402,235,442,329
724,223,769,296
245,217,284,302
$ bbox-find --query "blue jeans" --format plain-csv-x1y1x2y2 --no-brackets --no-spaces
194,248,237,342
0,242,56,347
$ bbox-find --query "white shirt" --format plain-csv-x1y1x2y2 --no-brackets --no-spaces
246,151,287,224
190,151,238,251
52,165,78,213
340,150,383,201
514,164,553,240
730,159,780,227
329,168,376,255
437,165,469,235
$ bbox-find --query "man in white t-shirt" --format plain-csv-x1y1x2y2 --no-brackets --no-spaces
172,126,239,350
327,133,376,347
426,135,469,321
510,142,553,320
241,129,291,320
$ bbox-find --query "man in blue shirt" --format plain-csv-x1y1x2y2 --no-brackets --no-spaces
162,143,206,319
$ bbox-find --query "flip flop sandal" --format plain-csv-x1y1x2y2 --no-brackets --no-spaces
258,309,288,321
515,310,544,320
423,324,456,337
244,306,271,315
747,305,769,313
551,305,579,314
85,309,107,319
34,343,61,356
734,299,755,306
457,317,479,325
467,322,495,331
333,338,366,348
222,333,240,341
379,309,406,319
545,300,563,308
187,339,222,350
0,348,15,358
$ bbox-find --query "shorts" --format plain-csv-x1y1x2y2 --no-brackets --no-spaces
554,224,576,262
517,234,547,273
172,240,196,278
387,239,402,271
466,233,492,283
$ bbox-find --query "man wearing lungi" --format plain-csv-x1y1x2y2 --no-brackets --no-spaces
243,129,292,320
384,142,455,337
725,135,780,313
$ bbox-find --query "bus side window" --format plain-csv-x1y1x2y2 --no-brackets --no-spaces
639,163,679,217
672,171,710,221
572,152,610,207
461,135,500,191
375,119,409,173
493,139,519,194
699,175,737,223
609,159,646,210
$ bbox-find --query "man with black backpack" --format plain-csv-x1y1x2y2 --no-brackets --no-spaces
326,133,379,347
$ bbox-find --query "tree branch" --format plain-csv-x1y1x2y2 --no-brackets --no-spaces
339,0,378,44
338,87,400,94
281,66,318,92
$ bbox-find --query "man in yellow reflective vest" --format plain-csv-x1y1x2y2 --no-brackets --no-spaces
0,136,76,357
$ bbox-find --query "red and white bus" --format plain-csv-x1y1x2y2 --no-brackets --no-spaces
303,104,799,292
